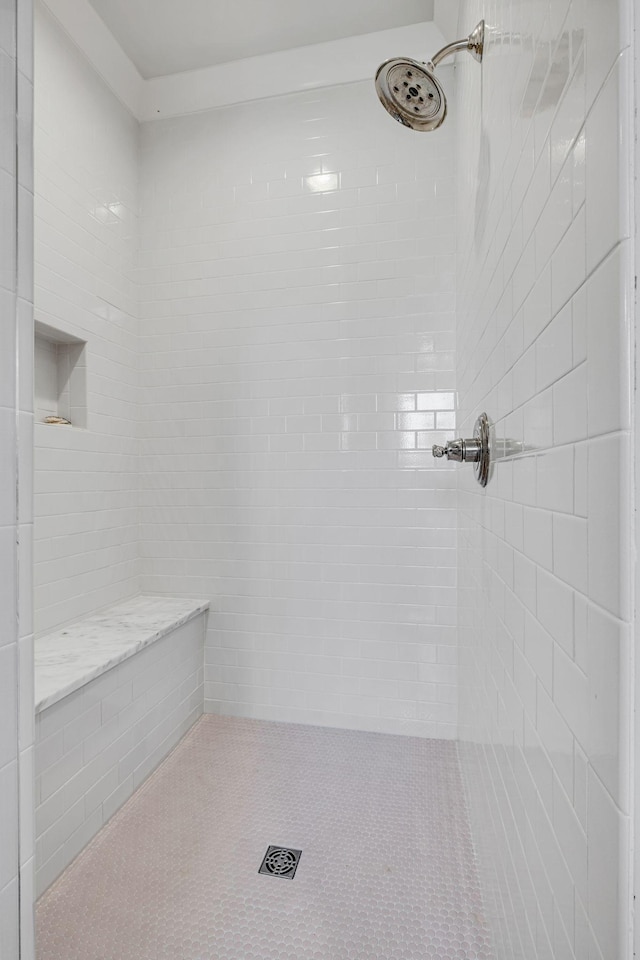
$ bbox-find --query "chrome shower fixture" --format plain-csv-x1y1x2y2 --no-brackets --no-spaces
374,20,484,131
432,412,491,487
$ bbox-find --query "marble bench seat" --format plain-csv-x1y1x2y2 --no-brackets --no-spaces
35,595,209,896
35,595,210,713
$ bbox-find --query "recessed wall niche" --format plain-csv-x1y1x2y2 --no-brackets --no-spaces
34,321,87,428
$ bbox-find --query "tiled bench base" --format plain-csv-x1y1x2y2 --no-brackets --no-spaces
35,597,208,895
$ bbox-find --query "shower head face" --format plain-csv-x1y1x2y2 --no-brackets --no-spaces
374,57,446,131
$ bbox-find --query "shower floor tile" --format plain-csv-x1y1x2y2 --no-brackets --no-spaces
36,715,493,960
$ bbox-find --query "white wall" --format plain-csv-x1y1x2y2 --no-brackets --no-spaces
0,0,35,957
34,3,140,635
0,4,22,949
455,1,634,959
29,6,639,955
138,78,458,737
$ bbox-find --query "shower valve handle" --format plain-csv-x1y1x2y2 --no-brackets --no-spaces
431,413,491,487
431,438,481,462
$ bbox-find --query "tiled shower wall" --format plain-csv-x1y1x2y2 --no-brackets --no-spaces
1,0,35,956
33,4,140,635
138,80,458,736
0,4,22,947
455,1,633,958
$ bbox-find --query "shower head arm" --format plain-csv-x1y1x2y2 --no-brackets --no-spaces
428,20,484,70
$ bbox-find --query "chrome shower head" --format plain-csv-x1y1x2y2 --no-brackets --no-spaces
374,20,484,132
374,58,446,131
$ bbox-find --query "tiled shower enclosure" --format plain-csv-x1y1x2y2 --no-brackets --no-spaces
0,0,35,958
0,0,637,958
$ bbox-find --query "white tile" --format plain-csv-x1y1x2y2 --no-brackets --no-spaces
0,291,16,408
553,364,587,445
0,646,18,771
511,346,537,410
588,435,629,618
587,767,624,956
572,282,587,365
522,264,552,351
523,507,553,571
504,502,524,552
584,0,624,106
586,244,631,438
585,57,629,274
19,855,35,960
553,514,588,594
573,740,588,834
537,446,574,513
0,409,16,529
536,301,573,391
0,878,19,960
513,553,537,614
524,612,553,695
551,206,586,315
553,644,588,750
19,635,34,751
512,455,537,507
18,746,34,867
573,442,588,519
523,388,553,451
0,761,19,891
537,568,574,658
536,684,574,799
586,604,626,808
0,526,18,652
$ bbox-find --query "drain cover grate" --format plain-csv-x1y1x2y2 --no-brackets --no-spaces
258,846,302,880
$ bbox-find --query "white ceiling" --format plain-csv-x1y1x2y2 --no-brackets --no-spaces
86,0,436,78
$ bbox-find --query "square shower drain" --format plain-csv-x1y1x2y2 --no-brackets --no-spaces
258,846,302,879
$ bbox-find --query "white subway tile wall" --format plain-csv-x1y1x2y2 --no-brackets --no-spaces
18,0,36,941
34,4,140,634
138,78,458,736
455,2,633,959
1,0,35,957
0,2,21,948
34,614,205,895
29,4,638,957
